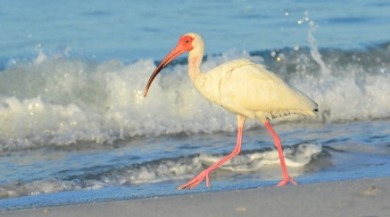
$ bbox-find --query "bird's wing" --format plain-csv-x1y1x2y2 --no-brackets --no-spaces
215,59,317,119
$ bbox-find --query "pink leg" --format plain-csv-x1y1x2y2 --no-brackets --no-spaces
178,116,246,190
264,121,297,186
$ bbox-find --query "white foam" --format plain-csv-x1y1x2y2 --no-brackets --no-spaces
201,143,322,171
0,48,389,149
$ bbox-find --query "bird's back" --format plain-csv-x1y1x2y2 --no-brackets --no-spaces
197,59,318,122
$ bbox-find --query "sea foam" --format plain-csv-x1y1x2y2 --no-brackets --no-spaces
0,43,389,149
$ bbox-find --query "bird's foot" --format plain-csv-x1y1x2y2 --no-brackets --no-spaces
177,170,210,190
276,176,298,187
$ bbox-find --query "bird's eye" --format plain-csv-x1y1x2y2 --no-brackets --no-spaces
181,36,193,45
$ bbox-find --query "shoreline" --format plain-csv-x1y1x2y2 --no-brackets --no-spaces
2,177,389,217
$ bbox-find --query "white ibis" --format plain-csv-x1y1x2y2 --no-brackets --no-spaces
144,33,318,190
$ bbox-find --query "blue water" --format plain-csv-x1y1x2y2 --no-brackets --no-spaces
0,0,390,211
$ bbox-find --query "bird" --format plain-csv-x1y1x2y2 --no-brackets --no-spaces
143,33,318,190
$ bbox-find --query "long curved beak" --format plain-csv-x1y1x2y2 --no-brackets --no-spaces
143,44,187,97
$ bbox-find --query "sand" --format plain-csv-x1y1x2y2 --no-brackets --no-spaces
2,178,389,217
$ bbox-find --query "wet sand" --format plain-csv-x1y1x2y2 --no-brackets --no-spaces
2,178,389,217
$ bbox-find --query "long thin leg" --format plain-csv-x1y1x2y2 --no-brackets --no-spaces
264,120,297,186
178,116,246,190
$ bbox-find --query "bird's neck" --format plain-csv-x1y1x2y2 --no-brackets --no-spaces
187,51,214,102
188,51,203,82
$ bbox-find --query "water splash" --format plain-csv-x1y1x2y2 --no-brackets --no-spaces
298,11,331,75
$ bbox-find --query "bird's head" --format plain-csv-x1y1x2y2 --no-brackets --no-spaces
143,33,204,97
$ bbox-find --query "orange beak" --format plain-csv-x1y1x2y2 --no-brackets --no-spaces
143,37,193,97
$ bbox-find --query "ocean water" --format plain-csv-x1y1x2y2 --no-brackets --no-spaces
0,0,390,210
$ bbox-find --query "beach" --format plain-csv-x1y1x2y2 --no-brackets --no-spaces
2,177,389,217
